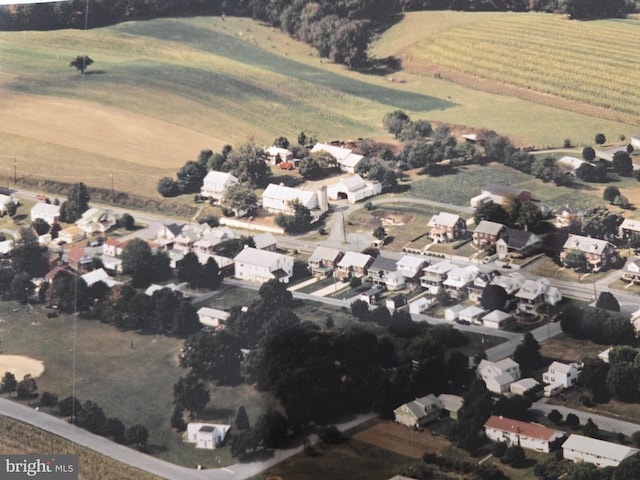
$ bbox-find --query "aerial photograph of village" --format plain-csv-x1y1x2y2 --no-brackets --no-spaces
2,0,640,479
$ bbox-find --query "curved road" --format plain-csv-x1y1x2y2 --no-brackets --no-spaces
0,397,372,480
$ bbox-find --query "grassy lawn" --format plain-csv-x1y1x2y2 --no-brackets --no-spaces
0,416,162,480
539,333,608,364
528,256,615,284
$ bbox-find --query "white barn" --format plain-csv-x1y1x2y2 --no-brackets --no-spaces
311,143,365,173
326,175,381,204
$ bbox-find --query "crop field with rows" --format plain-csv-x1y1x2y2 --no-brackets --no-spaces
406,14,640,115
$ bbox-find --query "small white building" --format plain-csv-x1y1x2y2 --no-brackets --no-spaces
30,202,61,225
253,232,277,251
556,156,586,174
326,175,381,204
233,247,294,284
185,423,230,450
543,361,582,389
458,305,486,325
76,207,117,235
563,434,639,468
409,297,436,315
197,307,230,329
200,171,239,201
80,268,121,288
58,226,86,244
484,416,565,453
482,310,513,329
444,304,464,322
266,146,293,165
509,378,540,396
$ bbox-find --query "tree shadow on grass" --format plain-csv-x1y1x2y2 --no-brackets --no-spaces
85,70,107,75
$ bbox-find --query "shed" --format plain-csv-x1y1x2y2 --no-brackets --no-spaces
444,305,464,322
482,310,513,329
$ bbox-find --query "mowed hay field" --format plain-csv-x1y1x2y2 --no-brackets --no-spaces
0,13,637,199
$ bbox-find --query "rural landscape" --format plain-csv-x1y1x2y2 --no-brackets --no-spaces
3,1,640,480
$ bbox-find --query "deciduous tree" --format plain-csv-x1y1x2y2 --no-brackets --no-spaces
173,374,210,418
69,55,93,73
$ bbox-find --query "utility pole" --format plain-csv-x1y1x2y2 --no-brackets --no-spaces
13,158,16,184
110,171,115,203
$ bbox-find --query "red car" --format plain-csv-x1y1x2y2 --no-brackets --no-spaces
279,162,294,170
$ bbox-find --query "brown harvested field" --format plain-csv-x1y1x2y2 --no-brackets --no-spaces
0,89,224,197
353,421,450,459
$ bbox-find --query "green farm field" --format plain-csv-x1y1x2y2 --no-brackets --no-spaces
0,12,637,200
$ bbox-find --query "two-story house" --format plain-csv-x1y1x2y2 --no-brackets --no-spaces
543,361,582,389
307,246,344,277
560,234,620,272
200,170,239,201
472,221,506,249
335,251,373,281
395,255,428,283
476,358,521,394
420,260,456,294
368,256,404,290
515,278,562,312
442,265,479,299
427,212,467,243
233,247,294,283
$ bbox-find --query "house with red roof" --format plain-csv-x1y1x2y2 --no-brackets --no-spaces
67,247,93,273
484,415,565,453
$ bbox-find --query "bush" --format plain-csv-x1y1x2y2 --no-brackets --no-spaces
547,409,563,424
349,277,362,289
222,207,235,217
318,425,345,444
492,441,507,458
364,201,375,211
40,391,58,408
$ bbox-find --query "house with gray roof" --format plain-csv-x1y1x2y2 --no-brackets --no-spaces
473,221,506,249
515,278,562,312
335,251,373,281
253,232,277,251
427,212,467,243
560,234,619,272
563,434,639,468
619,218,640,240
308,246,344,277
369,255,404,290
420,260,456,294
311,143,365,174
496,228,541,259
394,394,443,428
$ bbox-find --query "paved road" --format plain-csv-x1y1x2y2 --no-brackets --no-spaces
0,397,373,480
532,399,640,436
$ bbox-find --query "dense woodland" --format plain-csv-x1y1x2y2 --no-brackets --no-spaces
0,0,634,69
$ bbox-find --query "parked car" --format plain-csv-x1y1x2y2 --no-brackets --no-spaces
279,162,294,170
37,194,50,203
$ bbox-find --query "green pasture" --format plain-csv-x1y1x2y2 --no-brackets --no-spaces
0,12,637,202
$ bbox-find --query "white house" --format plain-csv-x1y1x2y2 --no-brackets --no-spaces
393,394,443,427
200,171,239,201
477,358,521,394
58,226,86,244
491,272,525,296
326,175,381,204
233,247,294,284
396,255,428,281
543,361,582,389
442,265,479,299
311,143,365,173
420,261,456,294
0,194,15,216
30,203,61,225
197,307,230,329
335,251,373,281
482,310,513,329
484,416,565,453
563,434,639,468
266,146,293,165
185,423,230,450
515,278,562,312
76,208,117,235
80,268,121,288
